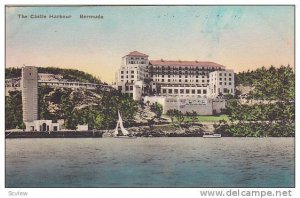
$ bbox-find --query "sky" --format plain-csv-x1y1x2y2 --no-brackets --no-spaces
6,6,294,83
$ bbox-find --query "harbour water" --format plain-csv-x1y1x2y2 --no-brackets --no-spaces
6,137,294,188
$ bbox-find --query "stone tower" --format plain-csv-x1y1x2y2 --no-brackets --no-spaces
21,66,38,122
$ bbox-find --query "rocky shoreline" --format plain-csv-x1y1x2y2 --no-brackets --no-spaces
106,123,214,137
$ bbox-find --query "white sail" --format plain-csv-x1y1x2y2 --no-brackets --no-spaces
114,120,119,136
118,111,129,136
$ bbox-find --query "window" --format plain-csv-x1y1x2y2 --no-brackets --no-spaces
168,79,171,82
219,78,222,81
131,71,134,74
162,79,164,82
229,82,232,85
130,86,133,91
185,79,188,82
174,89,178,94
192,89,195,94
229,78,232,81
197,90,201,94
224,82,227,85
163,89,167,94
186,89,190,94
180,89,184,94
125,86,129,91
203,90,207,94
121,76,124,79
220,73,222,76
219,82,222,85
121,71,124,74
168,89,173,94
185,75,188,78
196,80,198,82
202,80,205,83
179,79,181,82
224,78,227,81
131,75,134,78
229,73,232,76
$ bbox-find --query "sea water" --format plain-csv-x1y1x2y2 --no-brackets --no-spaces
5,137,294,187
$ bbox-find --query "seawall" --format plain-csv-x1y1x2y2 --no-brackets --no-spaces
5,131,104,138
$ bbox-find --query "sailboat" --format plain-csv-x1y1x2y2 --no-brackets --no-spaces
114,111,137,139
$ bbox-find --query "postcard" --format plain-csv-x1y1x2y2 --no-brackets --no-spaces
4,4,295,193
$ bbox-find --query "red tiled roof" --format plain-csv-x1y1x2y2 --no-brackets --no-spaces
149,60,225,68
125,51,148,57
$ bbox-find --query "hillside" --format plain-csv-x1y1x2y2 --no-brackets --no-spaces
235,65,294,100
5,67,140,130
5,67,103,84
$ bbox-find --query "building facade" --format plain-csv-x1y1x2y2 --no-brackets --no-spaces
115,51,235,99
115,51,235,115
115,51,150,98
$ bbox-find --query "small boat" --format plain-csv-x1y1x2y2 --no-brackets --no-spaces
113,111,137,139
203,133,221,138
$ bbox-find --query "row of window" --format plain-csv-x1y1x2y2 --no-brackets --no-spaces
129,61,146,64
213,73,232,77
213,78,232,81
161,88,207,94
120,80,134,83
152,66,222,70
151,71,210,76
212,88,234,94
121,75,136,79
129,57,145,60
125,85,134,91
219,82,232,85
155,78,209,83
153,75,208,78
121,70,135,74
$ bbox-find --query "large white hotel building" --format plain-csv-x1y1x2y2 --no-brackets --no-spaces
115,51,235,115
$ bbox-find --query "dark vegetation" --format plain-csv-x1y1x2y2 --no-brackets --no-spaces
5,67,102,84
215,66,295,137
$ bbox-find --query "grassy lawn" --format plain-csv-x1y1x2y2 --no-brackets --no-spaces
184,114,229,122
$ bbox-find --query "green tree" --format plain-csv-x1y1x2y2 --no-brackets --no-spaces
150,102,163,118
191,111,198,124
166,109,176,125
94,114,105,130
5,91,24,129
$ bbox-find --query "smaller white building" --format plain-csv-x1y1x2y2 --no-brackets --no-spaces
77,124,89,131
25,120,60,132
